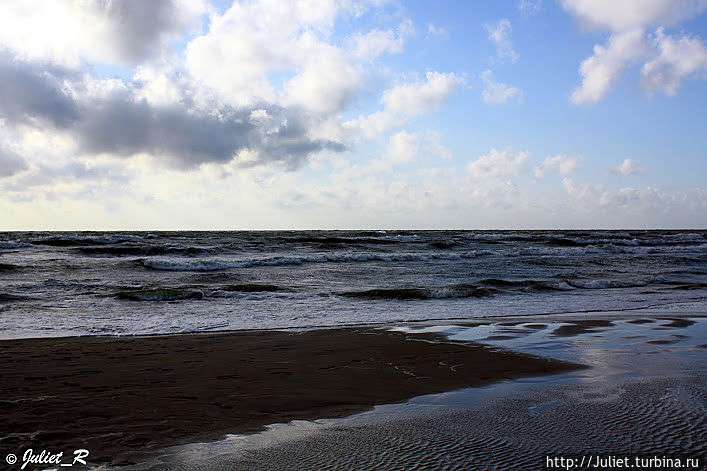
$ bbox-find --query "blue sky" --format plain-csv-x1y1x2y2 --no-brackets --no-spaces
0,0,705,229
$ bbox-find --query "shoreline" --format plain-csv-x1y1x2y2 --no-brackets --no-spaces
0,326,583,466
2,306,704,342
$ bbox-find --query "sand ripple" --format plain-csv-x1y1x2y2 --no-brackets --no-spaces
142,377,705,471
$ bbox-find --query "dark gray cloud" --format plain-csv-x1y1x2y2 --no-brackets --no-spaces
0,57,345,169
75,96,254,165
0,59,79,128
98,0,196,64
74,97,344,168
0,147,28,177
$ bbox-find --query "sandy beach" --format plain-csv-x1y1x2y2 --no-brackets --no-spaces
132,313,706,471
0,326,582,466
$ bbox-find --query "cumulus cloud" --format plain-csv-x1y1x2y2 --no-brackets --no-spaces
282,48,363,115
0,57,344,169
352,20,412,60
485,18,518,62
184,0,396,114
343,111,405,141
384,130,451,164
344,71,463,140
0,0,206,67
610,158,645,175
534,155,579,179
562,0,707,104
382,72,464,116
0,0,433,179
467,149,529,178
481,70,522,104
559,0,706,32
571,29,646,104
641,28,707,96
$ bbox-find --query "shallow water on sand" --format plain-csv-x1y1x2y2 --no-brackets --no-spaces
128,315,706,471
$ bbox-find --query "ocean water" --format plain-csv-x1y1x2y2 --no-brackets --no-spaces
0,230,705,339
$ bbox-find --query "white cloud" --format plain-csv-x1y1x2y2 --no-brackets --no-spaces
343,111,404,140
0,0,207,67
560,176,706,225
385,130,419,163
562,177,604,201
384,131,451,165
351,20,413,60
352,29,403,60
481,70,522,104
559,0,706,32
610,158,645,175
185,0,390,111
485,18,518,62
181,1,413,116
133,64,188,106
563,0,707,104
382,71,464,116
571,29,646,104
282,45,363,114
467,149,529,178
641,28,707,96
423,131,453,161
534,155,579,178
344,71,463,140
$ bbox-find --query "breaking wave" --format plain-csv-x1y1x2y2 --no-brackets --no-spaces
139,251,496,271
114,284,285,301
335,276,698,301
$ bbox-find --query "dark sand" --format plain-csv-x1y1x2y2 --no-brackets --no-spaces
0,328,582,466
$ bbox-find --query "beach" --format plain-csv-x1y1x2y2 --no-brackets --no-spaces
2,312,705,469
135,313,706,470
0,325,582,466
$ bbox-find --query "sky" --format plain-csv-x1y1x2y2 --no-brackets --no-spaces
0,0,705,230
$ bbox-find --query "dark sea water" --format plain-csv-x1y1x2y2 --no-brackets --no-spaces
0,230,705,338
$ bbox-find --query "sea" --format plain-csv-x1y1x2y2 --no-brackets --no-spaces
0,230,705,339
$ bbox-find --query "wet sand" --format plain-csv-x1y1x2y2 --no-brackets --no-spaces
202,377,706,471
0,327,582,466
134,315,706,471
